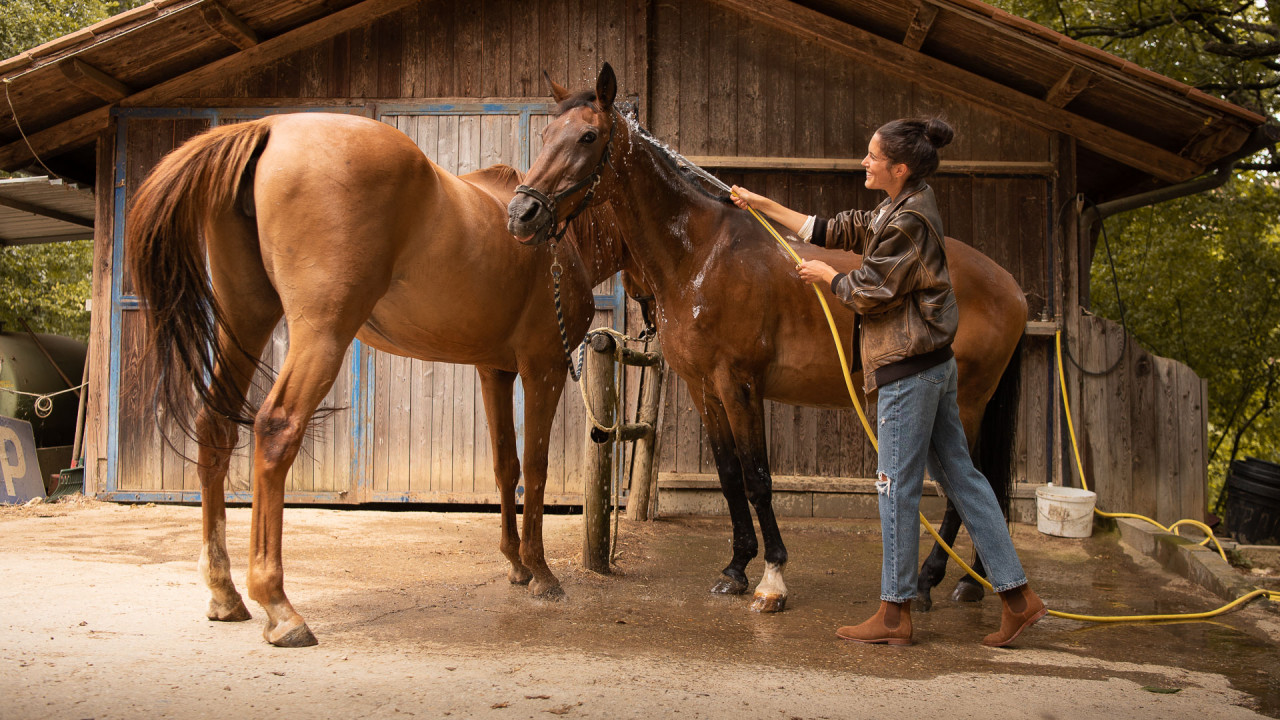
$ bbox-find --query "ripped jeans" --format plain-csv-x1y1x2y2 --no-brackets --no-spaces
875,357,1027,602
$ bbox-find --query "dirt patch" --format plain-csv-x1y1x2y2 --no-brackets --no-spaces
2,499,1278,718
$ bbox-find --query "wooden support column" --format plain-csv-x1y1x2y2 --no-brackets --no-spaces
583,332,617,573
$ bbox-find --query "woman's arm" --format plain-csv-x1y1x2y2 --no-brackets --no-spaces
729,185,812,236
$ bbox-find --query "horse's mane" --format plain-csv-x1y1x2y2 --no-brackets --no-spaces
622,113,733,205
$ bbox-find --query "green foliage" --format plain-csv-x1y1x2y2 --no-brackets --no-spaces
0,240,92,340
1,0,146,338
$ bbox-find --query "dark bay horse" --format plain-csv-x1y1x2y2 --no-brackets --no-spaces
125,113,625,646
508,65,1027,613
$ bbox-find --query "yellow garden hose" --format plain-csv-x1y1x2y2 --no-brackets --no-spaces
737,197,1278,622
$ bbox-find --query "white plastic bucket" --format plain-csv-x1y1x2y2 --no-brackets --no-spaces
1035,485,1096,538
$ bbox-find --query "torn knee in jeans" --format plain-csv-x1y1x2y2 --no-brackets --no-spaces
876,472,892,495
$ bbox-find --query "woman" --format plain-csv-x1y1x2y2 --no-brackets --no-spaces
730,118,1045,647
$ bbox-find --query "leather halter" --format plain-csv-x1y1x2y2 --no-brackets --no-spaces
514,118,615,245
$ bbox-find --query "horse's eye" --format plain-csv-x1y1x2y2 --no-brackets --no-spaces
579,131,598,144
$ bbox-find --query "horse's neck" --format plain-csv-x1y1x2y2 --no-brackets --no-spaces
604,132,725,298
568,205,628,286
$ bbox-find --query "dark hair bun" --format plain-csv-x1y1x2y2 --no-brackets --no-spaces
925,118,954,149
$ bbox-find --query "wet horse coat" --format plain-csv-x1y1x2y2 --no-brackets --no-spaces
509,65,1027,612
125,113,624,646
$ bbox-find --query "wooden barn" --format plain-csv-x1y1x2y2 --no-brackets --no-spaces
0,0,1269,523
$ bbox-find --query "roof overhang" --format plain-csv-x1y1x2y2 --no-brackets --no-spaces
0,176,95,246
0,0,1271,197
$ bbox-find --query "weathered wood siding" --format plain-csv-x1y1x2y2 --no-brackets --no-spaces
1072,315,1207,523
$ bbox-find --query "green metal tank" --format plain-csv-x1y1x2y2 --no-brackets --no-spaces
0,330,88,448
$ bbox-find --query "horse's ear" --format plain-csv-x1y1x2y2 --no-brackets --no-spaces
596,63,617,111
544,70,571,103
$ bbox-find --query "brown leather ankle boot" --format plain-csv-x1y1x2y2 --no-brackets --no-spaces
836,600,913,645
982,585,1047,647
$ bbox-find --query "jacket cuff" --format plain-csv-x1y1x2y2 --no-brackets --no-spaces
811,217,830,248
830,273,846,295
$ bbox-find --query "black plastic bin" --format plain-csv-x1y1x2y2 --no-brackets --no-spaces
1225,458,1280,545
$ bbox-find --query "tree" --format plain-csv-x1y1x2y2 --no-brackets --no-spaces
1,1,147,341
992,0,1280,502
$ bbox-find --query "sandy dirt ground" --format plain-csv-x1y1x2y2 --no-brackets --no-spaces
1,497,1277,719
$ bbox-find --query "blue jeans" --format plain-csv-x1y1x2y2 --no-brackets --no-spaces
875,357,1027,601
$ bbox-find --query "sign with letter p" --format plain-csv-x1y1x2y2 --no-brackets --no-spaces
0,415,46,504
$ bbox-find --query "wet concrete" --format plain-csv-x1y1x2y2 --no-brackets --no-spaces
306,513,1280,714
3,501,1278,717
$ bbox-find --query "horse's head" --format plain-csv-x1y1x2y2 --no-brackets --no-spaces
507,63,619,246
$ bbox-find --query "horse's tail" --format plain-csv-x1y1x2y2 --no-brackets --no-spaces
975,334,1023,518
124,119,272,435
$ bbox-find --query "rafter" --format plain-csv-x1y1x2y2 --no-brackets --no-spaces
58,59,131,102
200,1,259,51
902,2,938,51
1044,65,1094,108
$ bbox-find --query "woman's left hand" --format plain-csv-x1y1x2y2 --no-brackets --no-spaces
798,260,838,286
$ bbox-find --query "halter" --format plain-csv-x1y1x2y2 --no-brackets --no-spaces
514,118,616,245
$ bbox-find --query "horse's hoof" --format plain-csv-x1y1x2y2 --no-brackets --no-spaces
530,578,564,600
264,619,318,648
950,582,985,604
750,592,786,613
913,593,934,613
711,574,749,595
508,566,533,586
207,597,252,622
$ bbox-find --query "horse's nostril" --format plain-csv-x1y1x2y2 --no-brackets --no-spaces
520,203,540,223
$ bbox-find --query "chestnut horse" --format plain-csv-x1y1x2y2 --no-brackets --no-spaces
125,113,625,646
509,65,1027,613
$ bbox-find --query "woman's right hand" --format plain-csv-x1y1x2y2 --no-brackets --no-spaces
730,185,762,211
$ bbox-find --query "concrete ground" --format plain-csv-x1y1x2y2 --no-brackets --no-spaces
1,497,1277,719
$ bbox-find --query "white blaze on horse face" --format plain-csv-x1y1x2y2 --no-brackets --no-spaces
756,561,787,599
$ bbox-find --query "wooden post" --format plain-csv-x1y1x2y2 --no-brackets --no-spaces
628,341,665,521
582,332,616,573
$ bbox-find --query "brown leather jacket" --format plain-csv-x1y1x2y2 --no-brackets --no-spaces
812,180,959,392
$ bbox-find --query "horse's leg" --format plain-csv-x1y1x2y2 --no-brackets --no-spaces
477,367,531,585
914,501,965,612
517,363,567,598
715,378,788,613
200,214,282,623
693,394,756,596
247,329,356,647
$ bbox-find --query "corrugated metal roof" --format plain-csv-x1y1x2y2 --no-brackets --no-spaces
0,176,95,246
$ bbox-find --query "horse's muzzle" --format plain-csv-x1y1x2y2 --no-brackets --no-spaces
507,195,551,245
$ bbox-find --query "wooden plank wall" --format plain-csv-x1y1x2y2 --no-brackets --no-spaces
194,0,648,102
1074,315,1207,524
646,0,1057,485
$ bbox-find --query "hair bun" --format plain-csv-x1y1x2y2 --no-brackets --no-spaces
925,118,954,149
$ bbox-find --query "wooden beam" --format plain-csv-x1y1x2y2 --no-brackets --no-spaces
58,59,131,102
687,155,1057,176
706,0,1203,184
200,1,259,51
1043,65,1094,108
0,0,419,170
902,2,939,51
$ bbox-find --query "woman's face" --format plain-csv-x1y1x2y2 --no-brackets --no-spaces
862,134,908,195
